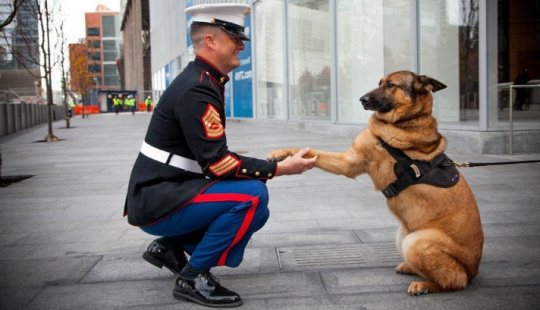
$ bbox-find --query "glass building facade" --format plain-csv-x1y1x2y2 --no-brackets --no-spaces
0,0,39,70
150,0,540,154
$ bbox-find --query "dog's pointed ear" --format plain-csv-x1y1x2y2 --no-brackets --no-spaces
413,75,447,93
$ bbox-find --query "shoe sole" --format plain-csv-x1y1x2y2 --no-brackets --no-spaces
173,290,243,308
142,252,178,275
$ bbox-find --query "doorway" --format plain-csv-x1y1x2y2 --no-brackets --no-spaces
497,0,540,122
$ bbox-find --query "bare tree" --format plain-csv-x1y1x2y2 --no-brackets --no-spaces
2,0,62,141
38,0,58,141
56,14,70,128
0,0,25,32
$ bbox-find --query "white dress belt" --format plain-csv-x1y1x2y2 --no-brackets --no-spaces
140,142,203,174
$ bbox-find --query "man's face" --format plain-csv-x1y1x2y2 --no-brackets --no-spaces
213,30,245,74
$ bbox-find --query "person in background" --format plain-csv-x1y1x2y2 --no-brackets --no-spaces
68,102,76,118
126,95,136,114
112,96,121,114
145,96,153,112
118,94,125,112
514,68,531,110
124,3,317,308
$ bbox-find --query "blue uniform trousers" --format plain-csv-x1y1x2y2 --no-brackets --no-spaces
141,180,270,270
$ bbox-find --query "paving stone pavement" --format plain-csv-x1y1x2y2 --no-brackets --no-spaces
0,112,539,310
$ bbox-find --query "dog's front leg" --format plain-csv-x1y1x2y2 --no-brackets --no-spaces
268,148,364,179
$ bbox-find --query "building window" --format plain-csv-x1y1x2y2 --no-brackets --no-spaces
104,64,119,86
104,64,117,75
103,51,118,62
417,0,479,127
287,0,331,121
337,1,411,123
87,27,100,37
492,0,540,129
102,15,119,38
255,0,285,119
104,75,119,86
102,40,118,61
88,63,101,73
102,40,116,50
88,52,101,61
88,39,101,49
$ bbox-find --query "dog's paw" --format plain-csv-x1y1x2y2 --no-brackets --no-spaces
266,149,298,162
407,282,430,296
396,262,417,275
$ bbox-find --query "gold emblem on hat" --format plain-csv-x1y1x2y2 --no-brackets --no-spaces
210,18,215,23
245,8,251,16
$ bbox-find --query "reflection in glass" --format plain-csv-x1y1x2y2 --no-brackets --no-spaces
337,1,410,123
255,0,285,119
419,0,479,126
494,0,540,129
288,0,331,121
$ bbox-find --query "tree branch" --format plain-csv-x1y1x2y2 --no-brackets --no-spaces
0,0,25,32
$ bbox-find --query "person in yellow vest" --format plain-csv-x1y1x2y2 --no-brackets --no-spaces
68,102,76,118
118,94,125,112
113,96,120,114
126,95,136,114
145,96,153,112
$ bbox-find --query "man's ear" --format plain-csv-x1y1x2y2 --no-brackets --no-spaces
204,34,216,49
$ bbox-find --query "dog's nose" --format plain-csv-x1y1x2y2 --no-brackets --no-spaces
360,95,369,103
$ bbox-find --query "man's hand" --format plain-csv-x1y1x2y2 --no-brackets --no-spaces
275,147,317,176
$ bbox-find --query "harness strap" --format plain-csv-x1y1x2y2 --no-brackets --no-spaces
380,139,454,198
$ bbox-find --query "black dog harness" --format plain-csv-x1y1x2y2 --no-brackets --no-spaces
380,139,460,198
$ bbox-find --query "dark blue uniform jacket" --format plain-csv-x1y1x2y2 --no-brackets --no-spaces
124,56,277,226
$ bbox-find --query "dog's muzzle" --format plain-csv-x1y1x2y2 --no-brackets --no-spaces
360,95,393,112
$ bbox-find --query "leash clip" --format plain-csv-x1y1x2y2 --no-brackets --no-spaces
453,161,471,167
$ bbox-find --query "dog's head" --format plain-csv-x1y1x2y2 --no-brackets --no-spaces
360,71,446,123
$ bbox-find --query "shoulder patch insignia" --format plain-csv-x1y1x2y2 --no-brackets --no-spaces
209,154,240,177
202,104,224,138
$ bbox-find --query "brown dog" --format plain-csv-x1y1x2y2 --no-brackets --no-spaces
267,71,484,295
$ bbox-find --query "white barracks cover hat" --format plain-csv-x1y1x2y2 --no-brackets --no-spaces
186,3,251,41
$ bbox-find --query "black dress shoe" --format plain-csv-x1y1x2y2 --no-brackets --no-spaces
142,238,187,275
173,272,243,308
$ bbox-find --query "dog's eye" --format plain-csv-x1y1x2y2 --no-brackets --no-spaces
386,82,395,88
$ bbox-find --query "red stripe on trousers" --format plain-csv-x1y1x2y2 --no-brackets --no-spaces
191,193,259,266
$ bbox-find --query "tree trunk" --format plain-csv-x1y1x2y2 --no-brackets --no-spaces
42,0,58,142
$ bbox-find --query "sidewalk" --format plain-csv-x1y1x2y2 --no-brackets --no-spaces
1,112,539,310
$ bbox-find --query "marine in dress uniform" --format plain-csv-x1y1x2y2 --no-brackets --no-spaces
124,3,316,308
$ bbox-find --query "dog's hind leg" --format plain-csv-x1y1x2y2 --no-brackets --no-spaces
400,231,470,295
395,262,417,275
395,227,418,275
405,259,469,295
